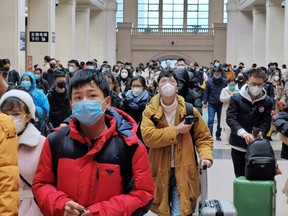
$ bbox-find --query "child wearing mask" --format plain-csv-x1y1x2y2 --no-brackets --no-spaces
0,90,45,216
220,78,239,144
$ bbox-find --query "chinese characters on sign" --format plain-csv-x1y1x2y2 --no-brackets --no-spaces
30,32,49,42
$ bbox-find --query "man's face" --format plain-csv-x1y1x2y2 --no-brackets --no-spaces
177,60,185,68
69,63,78,72
248,76,264,88
34,70,42,76
158,76,178,97
55,77,66,85
3,63,10,71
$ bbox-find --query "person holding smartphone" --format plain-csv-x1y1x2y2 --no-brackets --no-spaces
141,69,213,216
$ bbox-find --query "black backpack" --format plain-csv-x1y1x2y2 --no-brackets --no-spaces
245,138,276,181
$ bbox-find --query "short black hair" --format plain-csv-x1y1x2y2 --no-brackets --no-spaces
34,68,43,73
177,58,186,63
130,76,147,88
157,69,179,83
249,68,266,80
2,59,10,65
68,69,110,99
54,70,66,80
69,59,80,68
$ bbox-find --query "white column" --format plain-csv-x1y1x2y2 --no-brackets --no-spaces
55,0,76,65
226,0,239,65
253,6,266,67
76,5,90,61
283,0,288,63
266,0,284,64
237,11,253,66
0,0,25,72
209,0,224,28
27,0,56,67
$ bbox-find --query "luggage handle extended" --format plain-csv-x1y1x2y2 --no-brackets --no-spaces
200,164,208,208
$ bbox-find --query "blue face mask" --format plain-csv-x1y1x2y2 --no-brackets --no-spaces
69,66,75,73
34,74,40,80
72,99,105,126
87,65,94,70
229,85,235,91
21,80,32,91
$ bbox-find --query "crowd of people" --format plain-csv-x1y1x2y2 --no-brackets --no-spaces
0,55,287,215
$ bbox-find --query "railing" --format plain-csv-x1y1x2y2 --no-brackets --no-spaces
131,28,214,36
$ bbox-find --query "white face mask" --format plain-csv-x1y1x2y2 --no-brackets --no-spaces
161,82,176,97
249,85,263,96
131,87,143,97
274,76,279,81
121,72,128,79
10,115,26,134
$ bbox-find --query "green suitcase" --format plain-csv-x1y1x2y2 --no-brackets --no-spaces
233,176,276,216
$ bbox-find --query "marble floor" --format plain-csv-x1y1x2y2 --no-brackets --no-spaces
146,132,288,216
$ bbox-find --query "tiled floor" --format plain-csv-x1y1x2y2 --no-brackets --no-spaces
146,132,288,216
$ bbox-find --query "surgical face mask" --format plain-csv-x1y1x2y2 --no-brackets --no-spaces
10,115,26,134
56,81,66,89
161,82,176,97
34,74,40,80
274,76,280,81
72,99,105,126
69,66,75,73
87,65,95,70
229,85,235,91
249,85,263,96
21,81,31,91
214,62,220,67
50,63,56,69
121,72,128,79
131,87,143,97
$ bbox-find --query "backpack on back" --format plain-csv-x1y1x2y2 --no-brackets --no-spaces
245,138,276,181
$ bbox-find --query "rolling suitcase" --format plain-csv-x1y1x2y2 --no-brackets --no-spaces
233,176,276,216
193,165,237,216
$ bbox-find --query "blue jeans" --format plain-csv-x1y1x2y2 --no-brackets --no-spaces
169,168,181,216
208,104,222,138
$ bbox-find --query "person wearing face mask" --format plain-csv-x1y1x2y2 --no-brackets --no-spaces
20,72,50,136
0,89,46,216
1,58,20,86
33,68,49,94
235,72,246,90
47,71,71,128
118,68,131,98
141,70,213,216
220,78,239,144
271,69,284,113
32,69,154,216
226,68,273,177
203,65,227,141
66,59,81,86
42,58,58,88
123,76,150,140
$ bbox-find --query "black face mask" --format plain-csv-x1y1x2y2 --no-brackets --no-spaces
4,66,9,71
238,76,244,81
56,82,66,89
50,63,56,69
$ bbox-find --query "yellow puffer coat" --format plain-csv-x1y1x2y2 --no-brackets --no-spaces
0,113,19,215
141,94,213,216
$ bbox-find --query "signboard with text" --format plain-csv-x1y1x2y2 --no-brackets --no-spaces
30,31,49,42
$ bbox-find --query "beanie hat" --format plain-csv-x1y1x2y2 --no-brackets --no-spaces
0,90,36,120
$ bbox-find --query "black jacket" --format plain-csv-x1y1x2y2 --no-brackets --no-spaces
43,69,55,88
226,89,273,149
36,78,50,94
47,85,72,127
203,77,227,106
5,69,20,86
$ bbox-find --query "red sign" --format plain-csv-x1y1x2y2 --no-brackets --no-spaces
27,56,33,72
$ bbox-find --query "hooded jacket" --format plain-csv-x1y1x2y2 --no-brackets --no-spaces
226,84,273,150
0,113,19,215
32,108,154,216
203,76,227,106
141,94,213,215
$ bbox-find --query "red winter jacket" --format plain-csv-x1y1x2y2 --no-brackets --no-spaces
32,108,154,215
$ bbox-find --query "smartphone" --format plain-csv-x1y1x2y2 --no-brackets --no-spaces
77,209,86,215
184,115,199,124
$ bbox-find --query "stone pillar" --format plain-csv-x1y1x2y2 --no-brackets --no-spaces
76,5,90,61
213,23,227,63
253,6,266,66
27,0,56,68
226,0,239,65
117,23,132,63
266,0,284,64
55,0,76,65
124,0,137,26
0,0,25,72
209,0,224,28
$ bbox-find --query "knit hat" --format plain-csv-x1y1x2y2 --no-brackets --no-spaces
0,90,36,119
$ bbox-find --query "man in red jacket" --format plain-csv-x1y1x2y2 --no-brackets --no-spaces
32,69,154,216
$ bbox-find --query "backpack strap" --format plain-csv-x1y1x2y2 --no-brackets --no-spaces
115,135,138,194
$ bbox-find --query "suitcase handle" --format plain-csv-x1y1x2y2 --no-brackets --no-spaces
200,165,208,208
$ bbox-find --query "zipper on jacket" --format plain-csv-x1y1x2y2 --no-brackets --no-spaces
96,166,100,180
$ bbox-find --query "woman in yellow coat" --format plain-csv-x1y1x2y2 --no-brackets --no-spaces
0,113,19,215
141,70,213,216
